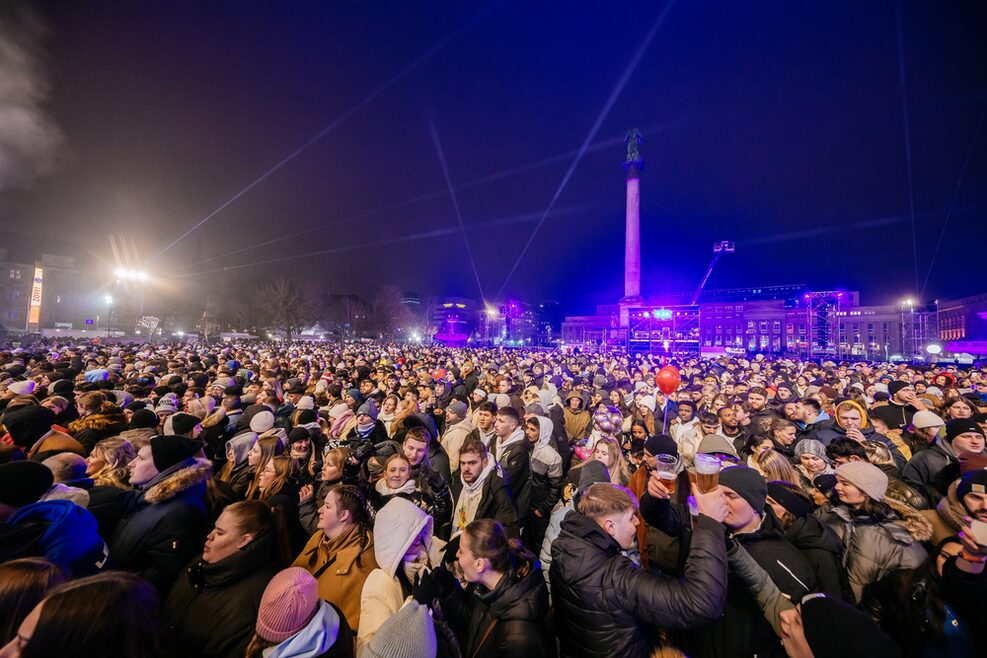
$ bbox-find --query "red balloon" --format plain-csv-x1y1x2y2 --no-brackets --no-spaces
656,365,681,395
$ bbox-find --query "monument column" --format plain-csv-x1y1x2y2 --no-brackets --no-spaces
619,129,643,329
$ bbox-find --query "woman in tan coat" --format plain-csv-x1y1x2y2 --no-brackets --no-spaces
292,483,377,634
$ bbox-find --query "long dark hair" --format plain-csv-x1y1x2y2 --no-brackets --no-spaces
20,572,162,658
224,500,293,568
0,558,67,644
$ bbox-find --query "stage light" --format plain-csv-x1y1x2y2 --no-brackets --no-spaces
925,343,943,355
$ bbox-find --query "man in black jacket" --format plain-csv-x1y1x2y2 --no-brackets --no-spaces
493,406,531,531
550,482,729,658
450,439,518,539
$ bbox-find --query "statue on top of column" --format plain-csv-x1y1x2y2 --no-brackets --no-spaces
625,128,642,164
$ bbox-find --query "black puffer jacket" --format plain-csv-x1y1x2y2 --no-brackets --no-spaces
109,458,212,594
549,509,727,658
163,532,278,658
443,558,552,658
783,513,851,601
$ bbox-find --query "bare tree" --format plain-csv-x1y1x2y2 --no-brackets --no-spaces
254,277,317,340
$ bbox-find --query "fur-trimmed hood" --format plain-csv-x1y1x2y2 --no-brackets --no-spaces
143,458,213,504
883,497,934,543
200,408,227,429
68,402,129,434
933,479,966,534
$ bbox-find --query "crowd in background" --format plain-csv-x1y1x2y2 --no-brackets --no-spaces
1,339,986,658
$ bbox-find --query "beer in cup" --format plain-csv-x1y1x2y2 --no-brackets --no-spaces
694,454,722,493
655,455,681,494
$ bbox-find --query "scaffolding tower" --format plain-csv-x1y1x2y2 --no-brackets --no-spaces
805,291,843,359
900,300,940,359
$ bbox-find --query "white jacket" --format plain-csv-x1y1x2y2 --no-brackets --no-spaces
440,417,474,472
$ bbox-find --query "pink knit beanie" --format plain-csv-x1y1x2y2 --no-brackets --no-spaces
256,567,319,642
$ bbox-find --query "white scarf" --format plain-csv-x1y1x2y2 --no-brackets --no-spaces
374,478,417,496
453,458,495,535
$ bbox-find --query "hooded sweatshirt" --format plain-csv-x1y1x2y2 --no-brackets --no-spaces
266,600,346,658
529,416,563,517
357,497,443,651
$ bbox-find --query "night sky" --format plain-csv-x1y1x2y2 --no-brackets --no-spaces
2,1,985,314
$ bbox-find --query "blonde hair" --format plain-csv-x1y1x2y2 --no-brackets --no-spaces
593,436,631,486
88,438,137,489
577,482,638,519
754,449,800,482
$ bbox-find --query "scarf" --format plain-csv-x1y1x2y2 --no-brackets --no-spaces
374,478,417,496
454,458,495,534
356,421,375,437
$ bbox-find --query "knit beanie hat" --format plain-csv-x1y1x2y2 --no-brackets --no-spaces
296,395,315,410
287,427,310,445
150,435,202,472
956,469,987,501
1,405,55,448
356,399,378,421
6,380,36,396
718,466,767,513
644,433,678,457
250,410,275,434
363,601,437,658
256,567,319,643
835,461,888,501
799,593,900,657
0,461,54,507
447,400,468,419
131,408,159,429
793,439,828,462
911,410,945,429
767,482,812,518
944,418,985,444
169,412,200,436
887,380,910,397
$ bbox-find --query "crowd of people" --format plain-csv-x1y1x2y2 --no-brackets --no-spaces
1,338,986,658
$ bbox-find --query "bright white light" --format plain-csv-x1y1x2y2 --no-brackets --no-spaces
174,330,184,337
925,343,943,355
104,295,114,305
114,268,148,281
410,332,421,342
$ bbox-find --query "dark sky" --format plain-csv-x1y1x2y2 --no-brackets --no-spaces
3,0,986,314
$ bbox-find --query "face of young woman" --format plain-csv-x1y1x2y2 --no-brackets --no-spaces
834,476,867,507
631,424,647,440
593,443,611,466
385,460,410,490
202,509,251,564
257,461,276,491
247,443,261,467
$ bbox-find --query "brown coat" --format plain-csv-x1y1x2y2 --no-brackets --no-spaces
292,528,378,633
920,479,965,545
28,429,85,460
628,466,651,569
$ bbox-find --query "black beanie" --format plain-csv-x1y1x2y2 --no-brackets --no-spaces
288,427,310,445
0,461,54,507
767,481,812,518
130,408,159,429
887,380,910,397
50,379,75,395
126,400,147,412
169,412,200,436
0,405,55,448
944,418,985,444
644,433,678,457
718,466,767,513
295,409,318,425
800,593,900,657
150,435,202,472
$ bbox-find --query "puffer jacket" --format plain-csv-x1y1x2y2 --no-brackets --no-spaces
783,513,851,601
549,509,727,658
163,531,278,658
820,503,931,603
442,555,552,658
357,497,444,651
109,457,212,593
0,499,109,577
68,402,130,454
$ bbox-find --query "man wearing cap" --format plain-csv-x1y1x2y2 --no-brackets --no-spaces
903,418,986,505
109,435,212,593
869,380,927,431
